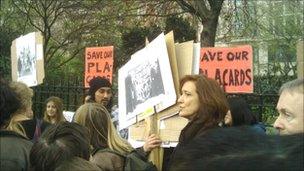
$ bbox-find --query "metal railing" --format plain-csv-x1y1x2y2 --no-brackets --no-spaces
30,77,279,124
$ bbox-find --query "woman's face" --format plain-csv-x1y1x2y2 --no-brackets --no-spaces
224,110,233,126
46,101,57,118
178,81,200,120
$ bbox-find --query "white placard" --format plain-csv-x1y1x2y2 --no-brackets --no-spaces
192,42,201,74
118,33,176,129
16,32,37,87
36,44,43,60
63,111,75,122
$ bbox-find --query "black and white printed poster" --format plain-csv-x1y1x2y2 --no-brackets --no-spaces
15,32,37,86
118,33,176,129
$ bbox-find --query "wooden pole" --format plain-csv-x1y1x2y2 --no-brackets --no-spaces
297,40,303,79
146,108,163,171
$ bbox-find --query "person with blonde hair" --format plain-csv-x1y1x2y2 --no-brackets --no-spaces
74,103,160,171
43,96,66,124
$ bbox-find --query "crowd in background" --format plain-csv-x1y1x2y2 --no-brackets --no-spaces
0,75,303,171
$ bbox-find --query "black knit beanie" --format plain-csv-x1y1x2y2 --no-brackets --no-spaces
88,76,112,101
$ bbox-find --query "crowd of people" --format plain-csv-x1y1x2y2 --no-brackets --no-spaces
0,75,303,171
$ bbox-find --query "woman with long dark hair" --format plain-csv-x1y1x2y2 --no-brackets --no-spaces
225,96,266,133
168,74,229,170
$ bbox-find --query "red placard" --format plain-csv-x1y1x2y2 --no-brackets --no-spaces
200,45,253,93
84,46,113,88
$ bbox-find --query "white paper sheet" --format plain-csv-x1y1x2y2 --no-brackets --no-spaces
118,33,176,129
15,32,37,87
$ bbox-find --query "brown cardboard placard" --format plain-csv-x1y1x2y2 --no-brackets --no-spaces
35,32,45,85
165,31,180,97
159,114,188,142
128,32,195,170
297,40,303,79
129,104,182,141
11,40,17,81
175,40,194,79
129,33,194,142
129,121,148,141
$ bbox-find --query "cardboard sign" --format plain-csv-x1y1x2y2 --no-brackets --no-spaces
165,31,179,98
200,45,253,93
11,32,44,87
175,41,194,79
84,46,114,87
159,114,188,142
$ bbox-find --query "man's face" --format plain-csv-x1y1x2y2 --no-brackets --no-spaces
94,87,112,106
274,90,304,135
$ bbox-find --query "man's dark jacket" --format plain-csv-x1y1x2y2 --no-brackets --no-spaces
0,130,33,171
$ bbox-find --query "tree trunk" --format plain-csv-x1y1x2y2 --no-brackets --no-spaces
199,0,224,47
201,14,219,47
177,0,224,47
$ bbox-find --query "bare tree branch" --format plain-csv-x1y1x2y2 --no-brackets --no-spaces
176,0,197,14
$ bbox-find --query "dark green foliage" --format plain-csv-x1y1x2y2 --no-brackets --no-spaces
44,53,84,80
0,56,11,80
119,17,196,68
0,29,23,80
121,27,145,56
165,16,196,43
0,6,24,80
119,25,162,68
253,75,296,125
254,75,296,94
228,75,296,126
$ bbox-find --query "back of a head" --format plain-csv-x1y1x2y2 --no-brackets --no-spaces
170,127,303,171
30,122,90,171
227,96,257,126
54,157,100,171
0,81,21,127
3,82,34,137
74,103,133,155
74,103,110,148
9,81,33,114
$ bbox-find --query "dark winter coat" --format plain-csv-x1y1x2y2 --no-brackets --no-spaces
0,130,33,171
167,117,221,171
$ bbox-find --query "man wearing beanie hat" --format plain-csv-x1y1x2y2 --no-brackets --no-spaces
87,76,113,112
86,76,162,155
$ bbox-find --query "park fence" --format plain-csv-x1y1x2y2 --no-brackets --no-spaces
32,77,87,118
31,76,279,125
